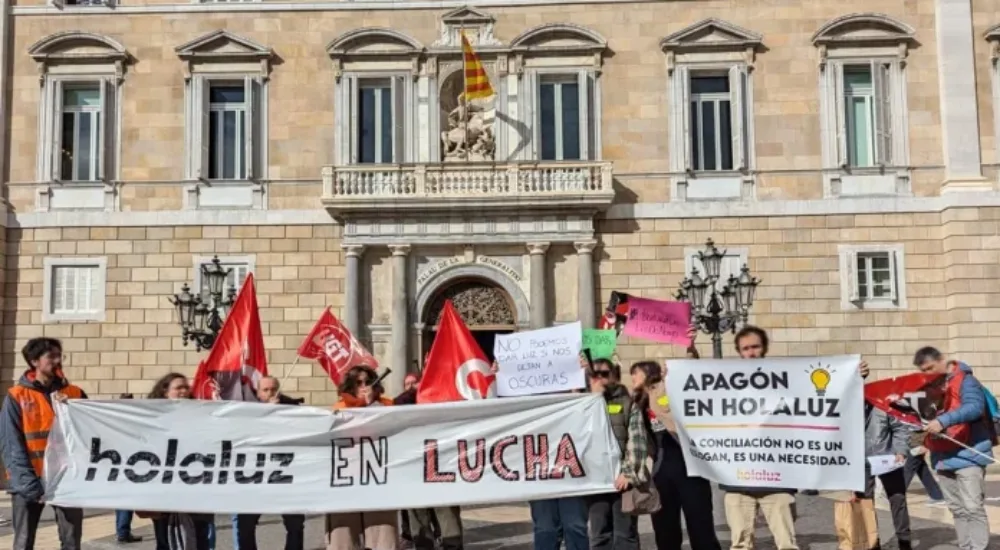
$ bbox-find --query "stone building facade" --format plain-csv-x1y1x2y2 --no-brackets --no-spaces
2,0,1000,402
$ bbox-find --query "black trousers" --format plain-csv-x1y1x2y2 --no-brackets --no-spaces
236,514,305,550
863,467,911,548
587,492,639,550
651,472,722,550
11,493,83,550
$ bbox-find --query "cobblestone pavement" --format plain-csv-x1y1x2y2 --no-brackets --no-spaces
1,480,998,549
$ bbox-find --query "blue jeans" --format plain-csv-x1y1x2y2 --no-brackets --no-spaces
530,497,589,550
115,510,133,539
232,514,240,550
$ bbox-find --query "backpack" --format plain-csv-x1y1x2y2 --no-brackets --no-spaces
982,387,1000,445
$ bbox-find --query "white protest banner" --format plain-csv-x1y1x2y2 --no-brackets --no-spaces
44,394,618,514
493,322,584,397
665,355,865,491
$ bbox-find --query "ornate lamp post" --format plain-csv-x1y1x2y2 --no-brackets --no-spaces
170,255,237,351
675,238,760,359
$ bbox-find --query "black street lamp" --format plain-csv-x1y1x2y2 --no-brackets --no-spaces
170,255,237,351
675,238,760,359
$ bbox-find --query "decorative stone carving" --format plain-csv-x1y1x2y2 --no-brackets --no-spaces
426,281,516,327
433,6,502,48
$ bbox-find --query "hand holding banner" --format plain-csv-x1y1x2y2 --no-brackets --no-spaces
494,322,584,397
622,297,692,347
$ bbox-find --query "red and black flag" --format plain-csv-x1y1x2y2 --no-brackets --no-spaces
598,291,630,335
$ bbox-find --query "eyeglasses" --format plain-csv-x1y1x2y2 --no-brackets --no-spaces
591,370,611,379
357,378,374,387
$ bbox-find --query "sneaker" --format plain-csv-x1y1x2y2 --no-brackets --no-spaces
0,515,9,527
116,534,142,543
925,499,948,508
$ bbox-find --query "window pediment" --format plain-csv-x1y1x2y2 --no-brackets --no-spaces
812,13,915,57
326,28,424,58
433,6,501,48
175,30,274,78
509,23,606,54
659,18,763,53
29,31,128,80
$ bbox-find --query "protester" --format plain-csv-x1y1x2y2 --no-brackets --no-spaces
587,357,647,550
327,366,399,550
631,359,720,550
393,373,420,550
237,376,305,550
722,326,799,550
912,347,994,550
851,399,913,550
145,373,214,550
113,392,142,544
0,337,86,550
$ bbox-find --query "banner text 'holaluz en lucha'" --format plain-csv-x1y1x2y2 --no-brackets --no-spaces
666,355,865,492
44,395,620,514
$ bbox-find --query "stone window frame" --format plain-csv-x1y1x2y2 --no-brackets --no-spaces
191,255,256,298
327,28,422,166
42,256,108,323
813,13,915,199
510,23,607,163
683,246,749,285
984,23,1000,182
176,30,273,210
29,31,127,212
837,243,907,311
660,19,762,203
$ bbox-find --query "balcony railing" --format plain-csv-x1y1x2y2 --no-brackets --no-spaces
321,161,614,216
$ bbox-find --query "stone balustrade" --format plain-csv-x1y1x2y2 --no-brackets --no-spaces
321,161,615,216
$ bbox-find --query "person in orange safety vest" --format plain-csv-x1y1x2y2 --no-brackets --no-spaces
0,337,86,550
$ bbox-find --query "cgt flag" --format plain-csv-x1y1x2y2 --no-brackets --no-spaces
417,300,496,403
298,308,378,385
191,273,268,401
864,371,947,427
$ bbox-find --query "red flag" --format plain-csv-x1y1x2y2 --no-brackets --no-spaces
864,371,947,426
191,273,268,401
298,308,378,385
599,291,630,334
417,300,496,403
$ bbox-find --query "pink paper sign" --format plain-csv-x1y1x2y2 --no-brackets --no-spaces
622,297,692,347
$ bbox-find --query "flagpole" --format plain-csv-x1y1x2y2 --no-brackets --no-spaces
461,27,470,163
279,355,302,388
898,418,998,464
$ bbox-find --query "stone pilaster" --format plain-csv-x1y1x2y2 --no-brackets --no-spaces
936,0,990,192
575,240,597,328
342,244,364,335
388,244,411,395
527,242,550,329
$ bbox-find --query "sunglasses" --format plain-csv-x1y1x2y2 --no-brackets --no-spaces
591,370,611,379
357,378,375,386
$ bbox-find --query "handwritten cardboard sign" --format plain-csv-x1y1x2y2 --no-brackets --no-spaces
622,297,692,347
582,329,617,360
493,322,585,397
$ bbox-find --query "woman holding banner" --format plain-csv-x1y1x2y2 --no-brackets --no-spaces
326,366,399,550
142,373,214,550
630,359,722,550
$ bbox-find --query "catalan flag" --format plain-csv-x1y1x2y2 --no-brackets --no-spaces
461,31,494,101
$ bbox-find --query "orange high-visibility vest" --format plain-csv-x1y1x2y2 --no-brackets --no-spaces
6,384,83,477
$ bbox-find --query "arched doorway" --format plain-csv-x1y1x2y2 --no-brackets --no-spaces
423,278,517,363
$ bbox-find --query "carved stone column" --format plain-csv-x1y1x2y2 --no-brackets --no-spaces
388,244,411,395
527,242,550,329
575,241,597,328
342,245,365,335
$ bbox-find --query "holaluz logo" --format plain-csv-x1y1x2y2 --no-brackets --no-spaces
84,438,295,485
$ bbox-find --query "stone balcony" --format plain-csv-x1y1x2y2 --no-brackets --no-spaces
320,161,615,219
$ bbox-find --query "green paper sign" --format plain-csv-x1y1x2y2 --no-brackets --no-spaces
582,329,618,360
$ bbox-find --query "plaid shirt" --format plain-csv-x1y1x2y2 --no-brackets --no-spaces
619,404,651,486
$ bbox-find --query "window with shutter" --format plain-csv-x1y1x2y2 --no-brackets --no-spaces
838,245,906,310
43,258,108,322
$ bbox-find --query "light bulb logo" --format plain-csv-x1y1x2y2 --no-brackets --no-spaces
809,366,831,396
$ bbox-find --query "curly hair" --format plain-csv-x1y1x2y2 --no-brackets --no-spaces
338,365,384,399
149,373,189,399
